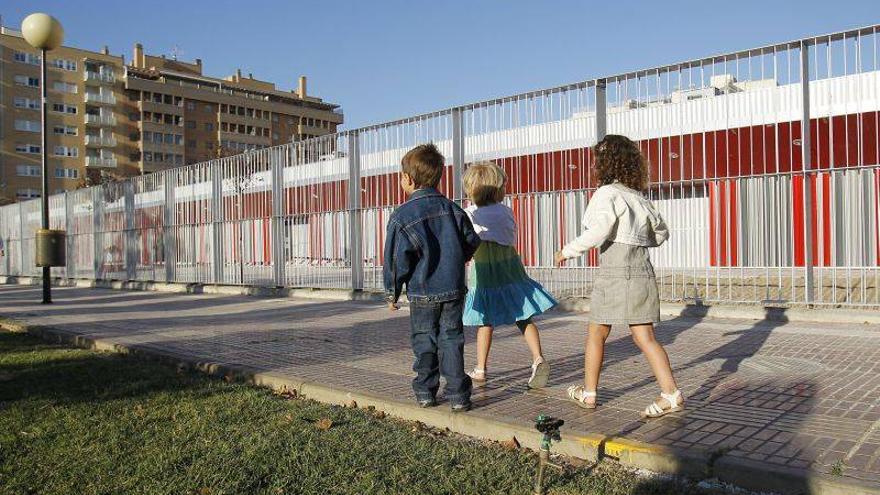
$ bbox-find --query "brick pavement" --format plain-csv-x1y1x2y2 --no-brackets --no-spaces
0,285,878,488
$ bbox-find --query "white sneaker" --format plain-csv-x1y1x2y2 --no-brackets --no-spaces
527,359,550,389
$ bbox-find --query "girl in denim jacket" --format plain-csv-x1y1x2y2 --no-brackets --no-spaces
555,135,683,418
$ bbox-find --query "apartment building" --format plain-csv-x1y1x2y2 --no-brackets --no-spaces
0,24,343,202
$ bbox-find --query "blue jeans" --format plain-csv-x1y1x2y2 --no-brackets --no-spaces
409,298,472,405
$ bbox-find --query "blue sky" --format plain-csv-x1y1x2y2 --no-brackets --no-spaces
4,0,877,128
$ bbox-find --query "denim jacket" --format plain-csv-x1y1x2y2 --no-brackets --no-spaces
560,182,669,259
383,188,481,303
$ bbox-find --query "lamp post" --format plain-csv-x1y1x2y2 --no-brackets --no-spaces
22,13,64,304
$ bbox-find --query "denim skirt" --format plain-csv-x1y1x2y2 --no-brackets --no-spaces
589,242,660,325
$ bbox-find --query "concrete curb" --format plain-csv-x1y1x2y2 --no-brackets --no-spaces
2,317,877,495
4,275,880,325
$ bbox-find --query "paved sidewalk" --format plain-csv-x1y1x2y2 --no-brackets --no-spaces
1,286,879,491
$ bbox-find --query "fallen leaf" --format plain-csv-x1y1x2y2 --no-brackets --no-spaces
283,413,294,423
133,405,145,418
197,488,211,495
315,418,333,431
373,410,386,420
223,374,233,383
345,399,358,409
501,437,520,451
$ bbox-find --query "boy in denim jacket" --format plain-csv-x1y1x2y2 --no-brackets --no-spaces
384,144,481,411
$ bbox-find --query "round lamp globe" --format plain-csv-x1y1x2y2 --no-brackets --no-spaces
21,13,64,50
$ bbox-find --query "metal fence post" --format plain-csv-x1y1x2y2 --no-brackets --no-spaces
451,108,465,202
164,170,176,283
271,148,286,287
18,202,25,277
123,180,136,281
92,186,103,280
595,79,607,142
63,192,71,279
211,161,224,285
347,132,364,291
800,40,815,305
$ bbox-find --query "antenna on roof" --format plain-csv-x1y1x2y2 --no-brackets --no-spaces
171,45,184,61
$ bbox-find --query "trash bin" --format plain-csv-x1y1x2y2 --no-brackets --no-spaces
35,229,66,267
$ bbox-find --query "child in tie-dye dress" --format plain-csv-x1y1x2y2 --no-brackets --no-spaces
462,162,557,388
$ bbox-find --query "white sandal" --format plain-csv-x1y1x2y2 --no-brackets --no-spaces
641,389,684,418
467,368,486,382
527,359,550,389
567,385,597,409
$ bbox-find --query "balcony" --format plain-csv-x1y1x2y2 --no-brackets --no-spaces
84,113,117,126
85,134,117,147
84,71,116,84
84,92,117,105
85,156,118,168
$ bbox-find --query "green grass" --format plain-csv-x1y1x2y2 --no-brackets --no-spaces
0,332,724,495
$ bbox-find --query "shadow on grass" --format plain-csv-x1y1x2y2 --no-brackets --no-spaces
0,332,208,406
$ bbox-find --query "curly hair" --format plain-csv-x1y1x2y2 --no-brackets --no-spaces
593,134,649,191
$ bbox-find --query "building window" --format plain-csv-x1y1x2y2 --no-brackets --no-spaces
14,75,40,87
204,123,214,131
52,81,78,94
175,135,184,145
187,101,195,111
129,112,140,122
272,114,279,123
52,103,78,114
16,165,41,177
16,189,41,199
14,97,40,110
54,167,79,179
15,120,41,132
54,146,79,158
205,104,213,112
53,125,78,136
14,51,41,65
206,141,214,150
51,58,77,71
16,144,41,154
187,139,197,149
143,152,153,162
273,133,280,140
186,120,196,129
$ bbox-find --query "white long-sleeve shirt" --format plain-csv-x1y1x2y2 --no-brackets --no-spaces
465,203,517,246
560,183,669,259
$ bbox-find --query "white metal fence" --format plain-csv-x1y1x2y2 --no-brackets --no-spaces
2,25,880,307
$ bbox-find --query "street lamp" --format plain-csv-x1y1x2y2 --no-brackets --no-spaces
22,13,65,304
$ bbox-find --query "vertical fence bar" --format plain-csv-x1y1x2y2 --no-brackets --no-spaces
595,79,607,141
164,170,176,282
800,40,815,304
18,203,25,279
64,192,72,275
123,181,136,281
348,132,364,291
271,148,286,287
451,108,465,202
211,161,224,284
92,187,102,279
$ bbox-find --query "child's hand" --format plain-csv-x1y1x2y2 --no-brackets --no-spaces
388,301,400,311
554,250,567,266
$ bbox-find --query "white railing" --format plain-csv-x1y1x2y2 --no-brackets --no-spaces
3,25,880,308
84,135,117,147
84,92,117,105
84,71,115,84
84,113,117,126
85,156,118,168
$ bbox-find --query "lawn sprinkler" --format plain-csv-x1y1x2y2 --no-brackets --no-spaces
533,414,565,495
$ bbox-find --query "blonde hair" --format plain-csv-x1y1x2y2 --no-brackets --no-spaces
463,161,506,206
